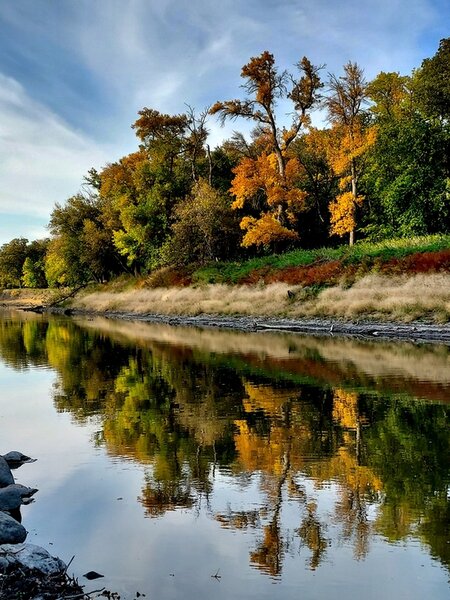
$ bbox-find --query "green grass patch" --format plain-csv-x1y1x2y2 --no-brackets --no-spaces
192,234,450,285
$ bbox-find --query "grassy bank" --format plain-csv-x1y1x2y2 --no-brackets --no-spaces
73,273,450,322
2,236,450,323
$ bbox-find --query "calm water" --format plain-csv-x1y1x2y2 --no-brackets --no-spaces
0,310,449,600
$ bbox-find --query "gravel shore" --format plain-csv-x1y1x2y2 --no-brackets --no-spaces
59,308,450,344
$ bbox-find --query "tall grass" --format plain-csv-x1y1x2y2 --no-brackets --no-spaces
74,273,450,323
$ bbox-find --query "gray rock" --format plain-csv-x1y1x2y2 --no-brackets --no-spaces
0,456,14,487
0,543,66,575
2,451,37,469
0,484,38,511
0,511,26,544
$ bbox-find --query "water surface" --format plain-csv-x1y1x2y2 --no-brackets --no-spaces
0,310,448,599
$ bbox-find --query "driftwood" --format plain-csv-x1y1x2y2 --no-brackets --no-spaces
23,285,87,314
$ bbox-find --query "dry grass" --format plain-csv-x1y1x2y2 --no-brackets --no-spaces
0,288,63,307
73,273,450,323
302,273,450,321
74,282,297,317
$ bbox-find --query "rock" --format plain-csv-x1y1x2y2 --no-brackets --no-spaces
0,543,66,575
0,456,14,487
84,570,104,580
2,451,37,469
0,511,27,544
0,484,38,511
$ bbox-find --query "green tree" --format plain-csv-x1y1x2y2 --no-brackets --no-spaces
21,239,48,288
0,238,28,288
365,63,450,238
162,179,241,265
413,37,450,123
48,193,120,285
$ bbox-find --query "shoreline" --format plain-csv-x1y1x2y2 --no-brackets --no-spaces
1,273,450,344
38,307,450,344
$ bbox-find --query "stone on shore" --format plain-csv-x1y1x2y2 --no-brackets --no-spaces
0,456,14,487
2,451,37,469
0,510,27,544
0,543,66,575
0,484,38,511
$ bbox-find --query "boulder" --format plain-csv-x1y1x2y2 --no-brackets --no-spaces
0,511,27,544
0,484,38,511
2,451,37,469
0,456,14,487
0,543,66,576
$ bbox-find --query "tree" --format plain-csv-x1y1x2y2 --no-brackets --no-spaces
366,71,412,121
132,106,209,182
211,51,322,247
365,113,449,237
230,151,307,248
48,193,119,285
98,151,174,273
0,238,28,288
365,66,450,238
162,179,241,265
325,62,375,244
290,128,338,247
211,51,322,180
413,38,450,123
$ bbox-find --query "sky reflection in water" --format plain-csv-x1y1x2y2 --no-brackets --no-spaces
0,311,448,600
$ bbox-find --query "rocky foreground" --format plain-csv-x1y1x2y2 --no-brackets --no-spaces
0,452,103,600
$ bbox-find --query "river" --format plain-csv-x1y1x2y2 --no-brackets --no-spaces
0,310,448,599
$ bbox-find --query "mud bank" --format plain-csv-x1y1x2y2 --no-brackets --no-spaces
63,308,450,344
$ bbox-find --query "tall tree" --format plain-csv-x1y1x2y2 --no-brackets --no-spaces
211,51,322,179
413,37,450,124
211,51,322,248
325,62,374,245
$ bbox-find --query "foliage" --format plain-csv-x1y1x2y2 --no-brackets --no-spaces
325,62,374,244
413,37,450,122
0,238,28,288
3,40,450,288
211,51,322,247
162,179,241,265
48,193,120,285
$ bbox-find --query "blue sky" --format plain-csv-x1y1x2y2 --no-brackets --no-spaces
0,0,448,246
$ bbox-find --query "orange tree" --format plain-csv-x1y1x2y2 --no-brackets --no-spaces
211,51,322,249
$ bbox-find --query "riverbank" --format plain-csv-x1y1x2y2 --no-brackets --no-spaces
1,272,450,343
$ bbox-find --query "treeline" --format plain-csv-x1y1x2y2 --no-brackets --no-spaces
1,39,449,288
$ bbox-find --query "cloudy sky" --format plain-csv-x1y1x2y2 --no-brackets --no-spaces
0,0,448,246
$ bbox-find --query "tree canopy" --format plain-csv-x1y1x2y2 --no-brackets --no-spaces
2,38,448,288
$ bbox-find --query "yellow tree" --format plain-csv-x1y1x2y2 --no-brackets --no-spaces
231,152,307,247
325,62,376,245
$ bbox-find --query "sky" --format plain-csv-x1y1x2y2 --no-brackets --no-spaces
0,0,448,246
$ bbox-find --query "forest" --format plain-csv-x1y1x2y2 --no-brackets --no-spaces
0,38,449,289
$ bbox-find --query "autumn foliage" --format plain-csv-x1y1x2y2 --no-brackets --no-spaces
1,41,449,289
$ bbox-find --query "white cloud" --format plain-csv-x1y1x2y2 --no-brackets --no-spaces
0,73,109,221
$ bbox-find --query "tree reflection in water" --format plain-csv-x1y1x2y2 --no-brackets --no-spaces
0,312,448,577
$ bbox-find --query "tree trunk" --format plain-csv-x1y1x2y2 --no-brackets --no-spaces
350,158,357,246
